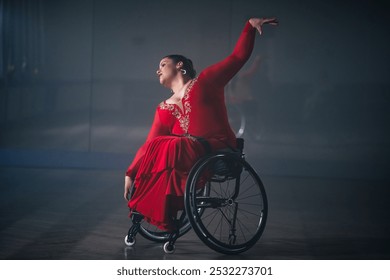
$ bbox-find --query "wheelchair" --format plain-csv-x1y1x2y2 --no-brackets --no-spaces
124,138,268,255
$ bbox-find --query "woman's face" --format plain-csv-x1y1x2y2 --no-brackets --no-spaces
156,57,179,87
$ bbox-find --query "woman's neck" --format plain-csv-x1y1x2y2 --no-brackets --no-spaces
170,77,192,97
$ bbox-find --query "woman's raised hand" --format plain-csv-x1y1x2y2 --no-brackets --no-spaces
249,17,278,35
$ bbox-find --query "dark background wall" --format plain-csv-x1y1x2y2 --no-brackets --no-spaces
1,0,389,180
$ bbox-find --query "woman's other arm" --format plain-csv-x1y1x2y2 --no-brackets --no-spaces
124,109,169,200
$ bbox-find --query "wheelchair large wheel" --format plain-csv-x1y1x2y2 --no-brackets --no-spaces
184,153,268,254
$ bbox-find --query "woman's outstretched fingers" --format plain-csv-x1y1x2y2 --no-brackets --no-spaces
249,17,279,35
264,17,279,25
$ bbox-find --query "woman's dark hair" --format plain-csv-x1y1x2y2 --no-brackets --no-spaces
164,54,197,79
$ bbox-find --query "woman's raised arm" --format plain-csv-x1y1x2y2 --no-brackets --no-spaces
201,17,278,88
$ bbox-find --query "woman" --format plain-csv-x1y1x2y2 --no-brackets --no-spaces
124,17,278,231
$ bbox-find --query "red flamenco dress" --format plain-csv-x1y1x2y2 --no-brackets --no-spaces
126,21,256,231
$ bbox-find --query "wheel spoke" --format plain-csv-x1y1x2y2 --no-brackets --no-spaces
236,192,262,201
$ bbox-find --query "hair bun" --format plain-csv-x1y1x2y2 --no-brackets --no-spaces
164,54,197,79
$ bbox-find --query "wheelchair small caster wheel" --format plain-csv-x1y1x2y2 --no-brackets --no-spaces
163,242,175,254
124,235,136,246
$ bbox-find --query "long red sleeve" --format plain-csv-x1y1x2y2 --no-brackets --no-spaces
126,108,169,178
200,21,256,89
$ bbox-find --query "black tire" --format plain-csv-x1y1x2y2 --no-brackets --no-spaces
184,153,267,254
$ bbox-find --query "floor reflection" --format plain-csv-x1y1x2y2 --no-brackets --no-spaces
0,167,389,260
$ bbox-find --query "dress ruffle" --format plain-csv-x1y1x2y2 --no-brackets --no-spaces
128,135,207,231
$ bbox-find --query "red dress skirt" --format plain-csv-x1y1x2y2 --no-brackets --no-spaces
128,135,207,231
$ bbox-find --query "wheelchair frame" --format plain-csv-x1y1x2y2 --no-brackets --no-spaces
125,138,268,254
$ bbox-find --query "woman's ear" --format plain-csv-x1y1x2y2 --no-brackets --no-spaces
176,61,184,69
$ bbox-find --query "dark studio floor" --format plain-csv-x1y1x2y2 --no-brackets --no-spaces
1,162,389,260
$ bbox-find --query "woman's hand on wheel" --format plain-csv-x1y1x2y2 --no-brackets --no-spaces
124,176,132,201
249,17,278,35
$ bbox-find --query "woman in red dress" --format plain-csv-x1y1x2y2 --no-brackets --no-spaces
124,17,278,231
